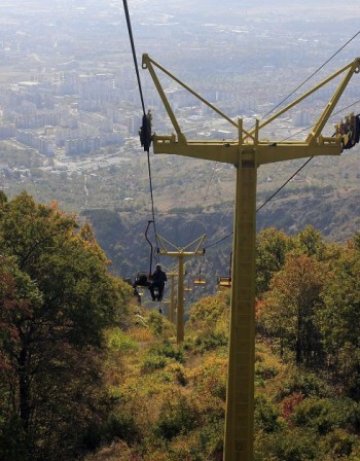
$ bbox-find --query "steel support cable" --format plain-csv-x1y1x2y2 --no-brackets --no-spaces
122,0,159,254
205,157,315,250
255,157,313,213
263,29,360,119
122,0,146,115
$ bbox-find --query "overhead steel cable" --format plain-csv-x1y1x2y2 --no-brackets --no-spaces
205,232,233,251
122,0,146,116
205,156,314,250
263,29,360,119
255,157,313,213
122,0,159,252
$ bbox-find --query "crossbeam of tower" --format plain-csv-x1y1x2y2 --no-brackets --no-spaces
142,53,360,461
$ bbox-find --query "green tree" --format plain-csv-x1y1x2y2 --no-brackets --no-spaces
0,192,131,460
293,225,326,259
260,254,324,366
317,247,360,399
256,227,291,295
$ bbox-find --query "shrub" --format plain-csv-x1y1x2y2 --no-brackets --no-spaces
255,429,318,461
277,369,330,401
165,363,188,386
347,401,360,432
102,412,140,445
0,415,30,461
255,394,281,433
151,341,184,363
194,331,227,352
142,340,185,374
255,362,278,380
291,398,344,435
142,353,168,373
188,293,229,326
155,395,199,440
148,311,165,336
322,429,356,458
106,328,138,353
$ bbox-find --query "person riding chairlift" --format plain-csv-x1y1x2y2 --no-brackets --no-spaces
149,264,167,301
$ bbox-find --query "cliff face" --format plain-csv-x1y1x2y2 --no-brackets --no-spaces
82,185,360,289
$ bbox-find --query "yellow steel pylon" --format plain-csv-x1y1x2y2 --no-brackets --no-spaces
157,234,206,344
166,271,177,323
142,53,360,461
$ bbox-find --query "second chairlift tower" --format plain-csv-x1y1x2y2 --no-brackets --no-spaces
142,54,360,461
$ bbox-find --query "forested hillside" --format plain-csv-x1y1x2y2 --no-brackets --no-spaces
83,226,360,461
1,193,359,461
82,181,360,295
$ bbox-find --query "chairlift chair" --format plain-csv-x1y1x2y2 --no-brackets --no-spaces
217,276,232,291
193,266,206,286
193,277,206,286
217,252,232,291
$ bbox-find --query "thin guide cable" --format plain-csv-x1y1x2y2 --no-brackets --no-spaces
263,29,360,119
205,156,314,250
122,0,146,115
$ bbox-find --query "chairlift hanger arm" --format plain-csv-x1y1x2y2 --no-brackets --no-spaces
145,220,154,275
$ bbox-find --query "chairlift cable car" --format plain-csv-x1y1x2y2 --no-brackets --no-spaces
193,266,207,286
217,251,232,290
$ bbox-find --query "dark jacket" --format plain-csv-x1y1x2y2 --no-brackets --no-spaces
151,268,167,284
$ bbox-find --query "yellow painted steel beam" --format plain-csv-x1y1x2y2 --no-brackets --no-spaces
224,158,257,460
169,273,176,324
153,137,343,165
177,254,185,343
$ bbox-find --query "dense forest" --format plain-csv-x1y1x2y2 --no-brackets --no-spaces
1,193,360,460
